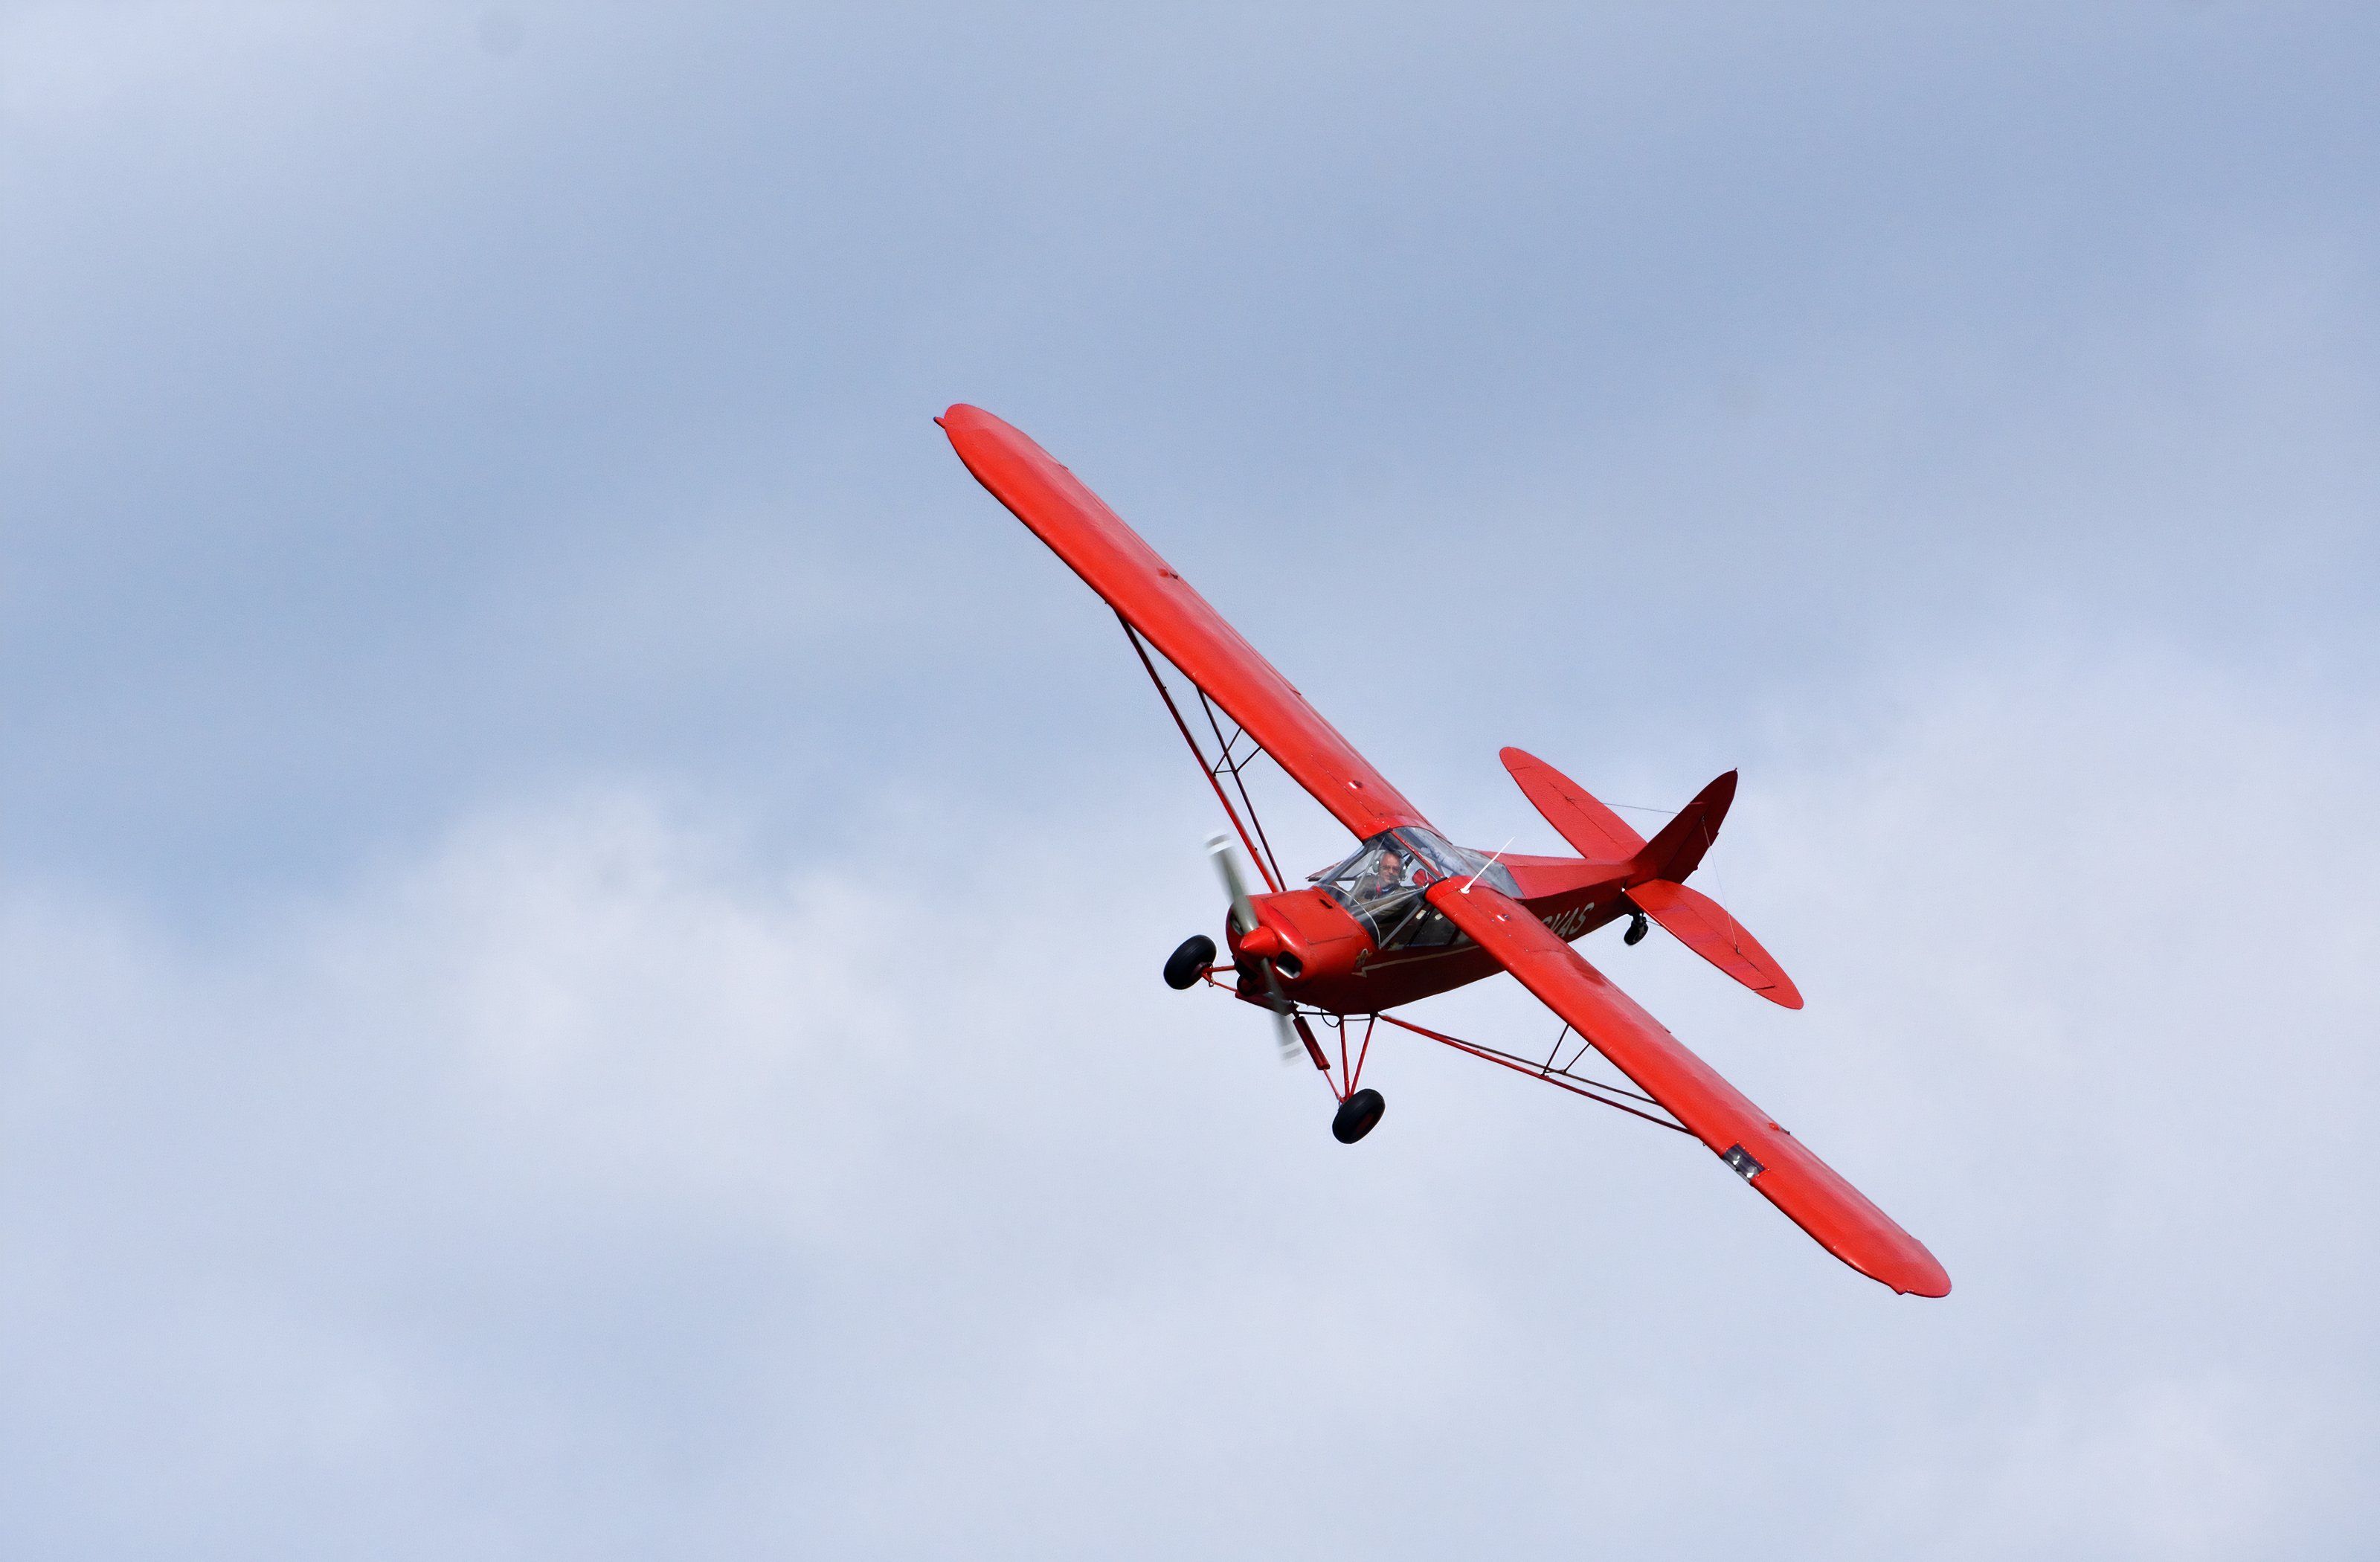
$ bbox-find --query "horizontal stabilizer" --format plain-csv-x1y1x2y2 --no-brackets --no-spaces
1499,747,1644,861
1630,879,1804,1010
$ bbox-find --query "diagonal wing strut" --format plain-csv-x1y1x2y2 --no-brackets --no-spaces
1426,879,1952,1298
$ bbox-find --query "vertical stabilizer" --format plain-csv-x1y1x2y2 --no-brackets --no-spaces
1632,771,1736,885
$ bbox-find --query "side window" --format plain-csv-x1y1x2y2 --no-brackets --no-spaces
1313,835,1427,942
1313,829,1502,950
1394,906,1464,949
1392,827,1518,898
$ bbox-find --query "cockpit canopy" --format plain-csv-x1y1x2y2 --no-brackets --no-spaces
1310,827,1519,951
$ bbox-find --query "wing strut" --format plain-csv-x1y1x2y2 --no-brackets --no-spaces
1119,615,1285,893
1370,1011,1694,1135
1191,964,1690,1132
1426,879,1952,1296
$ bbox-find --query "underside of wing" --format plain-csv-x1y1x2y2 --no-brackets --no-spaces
1424,880,1949,1297
940,405,1428,841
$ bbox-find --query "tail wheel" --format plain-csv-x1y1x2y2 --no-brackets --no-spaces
1624,910,1650,946
1331,1087,1386,1144
1163,933,1217,990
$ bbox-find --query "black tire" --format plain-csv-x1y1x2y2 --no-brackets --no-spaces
1331,1088,1386,1144
1163,934,1217,991
1624,910,1650,946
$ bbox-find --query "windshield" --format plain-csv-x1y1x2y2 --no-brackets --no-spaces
1311,827,1518,950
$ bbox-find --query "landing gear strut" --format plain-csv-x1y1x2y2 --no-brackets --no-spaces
1331,1087,1386,1144
1163,934,1216,990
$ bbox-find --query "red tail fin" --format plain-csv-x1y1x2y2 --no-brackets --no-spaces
1504,751,1800,1009
1627,771,1800,1008
1632,770,1735,884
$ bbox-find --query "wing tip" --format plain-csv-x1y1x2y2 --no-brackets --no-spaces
1877,1247,1952,1298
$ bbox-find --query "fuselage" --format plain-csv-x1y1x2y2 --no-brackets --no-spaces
1227,847,1636,1015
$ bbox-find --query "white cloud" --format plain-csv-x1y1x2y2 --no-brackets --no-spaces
4,640,2373,1557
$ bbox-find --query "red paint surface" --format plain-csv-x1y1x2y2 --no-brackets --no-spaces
1429,881,1948,1297
942,404,1945,1298
941,404,1428,840
1505,747,1802,1008
1630,879,1804,1009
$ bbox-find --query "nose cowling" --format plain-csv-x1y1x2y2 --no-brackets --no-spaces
1229,889,1368,989
1228,919,1301,980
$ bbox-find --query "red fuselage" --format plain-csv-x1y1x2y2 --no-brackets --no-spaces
1228,852,1634,1015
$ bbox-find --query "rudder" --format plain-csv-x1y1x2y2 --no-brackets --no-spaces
1632,771,1736,885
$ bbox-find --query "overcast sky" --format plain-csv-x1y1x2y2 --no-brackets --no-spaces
4,4,2377,1557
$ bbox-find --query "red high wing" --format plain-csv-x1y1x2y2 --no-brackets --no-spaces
1424,879,1951,1296
939,404,1429,839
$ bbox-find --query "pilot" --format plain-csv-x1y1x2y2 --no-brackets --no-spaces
1358,849,1412,901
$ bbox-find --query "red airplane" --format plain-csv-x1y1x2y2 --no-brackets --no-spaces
939,404,1949,1299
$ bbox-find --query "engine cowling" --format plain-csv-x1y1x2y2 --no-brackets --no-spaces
1229,889,1369,991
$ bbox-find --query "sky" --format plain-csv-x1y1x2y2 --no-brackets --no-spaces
3,3,2376,1557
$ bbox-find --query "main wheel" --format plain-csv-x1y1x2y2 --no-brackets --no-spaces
1163,933,1217,991
1331,1088,1386,1144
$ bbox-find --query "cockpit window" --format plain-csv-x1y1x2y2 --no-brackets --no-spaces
1310,827,1519,950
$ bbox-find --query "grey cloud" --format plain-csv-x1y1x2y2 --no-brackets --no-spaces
5,2,2376,903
